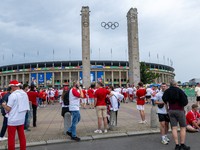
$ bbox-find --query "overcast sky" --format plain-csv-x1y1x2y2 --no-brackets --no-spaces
0,0,200,82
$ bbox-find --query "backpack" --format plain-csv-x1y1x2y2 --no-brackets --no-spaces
63,90,70,106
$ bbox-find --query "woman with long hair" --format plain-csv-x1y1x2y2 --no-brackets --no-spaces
60,87,70,117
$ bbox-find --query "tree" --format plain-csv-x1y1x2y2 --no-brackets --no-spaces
140,62,161,84
177,81,181,84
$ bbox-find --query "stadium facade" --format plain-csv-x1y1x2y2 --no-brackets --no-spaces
0,60,175,88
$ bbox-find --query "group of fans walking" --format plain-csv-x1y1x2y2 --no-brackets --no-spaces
1,79,199,150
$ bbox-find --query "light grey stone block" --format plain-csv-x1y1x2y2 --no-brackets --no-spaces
92,133,127,139
64,112,71,134
26,141,46,147
127,131,153,136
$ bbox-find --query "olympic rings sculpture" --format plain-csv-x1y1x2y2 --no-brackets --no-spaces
101,22,119,30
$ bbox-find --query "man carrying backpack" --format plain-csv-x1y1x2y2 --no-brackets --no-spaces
66,81,83,141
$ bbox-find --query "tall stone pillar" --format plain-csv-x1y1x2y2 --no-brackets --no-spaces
119,71,121,87
95,71,97,86
16,74,19,81
36,73,38,88
11,75,13,81
111,71,114,86
28,73,31,85
44,73,46,87
127,8,140,86
5,75,8,87
1,76,3,88
61,71,63,87
22,73,25,85
103,71,106,87
126,71,129,87
52,72,55,87
69,71,72,87
81,6,90,89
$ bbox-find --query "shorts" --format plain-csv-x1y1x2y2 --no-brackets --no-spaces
129,94,133,98
146,96,151,99
197,96,200,101
96,106,107,118
55,96,58,100
81,98,87,103
42,99,46,102
158,113,170,122
88,98,94,103
123,93,127,97
61,107,70,117
168,110,186,127
50,97,54,101
137,105,145,110
151,99,156,106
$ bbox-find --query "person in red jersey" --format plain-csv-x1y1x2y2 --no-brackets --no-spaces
38,89,43,107
82,87,87,109
94,82,113,134
87,87,95,109
136,82,147,124
42,90,48,107
55,89,59,103
27,85,38,127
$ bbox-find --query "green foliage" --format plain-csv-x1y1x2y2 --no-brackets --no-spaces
140,62,161,84
177,81,181,84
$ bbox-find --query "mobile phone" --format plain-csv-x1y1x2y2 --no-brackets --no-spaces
76,84,79,89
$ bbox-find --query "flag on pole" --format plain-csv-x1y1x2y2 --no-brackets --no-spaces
3,55,4,60
163,55,165,60
111,48,112,54
53,49,54,54
157,54,159,58
149,52,150,57
69,49,71,54
91,48,92,54
12,54,13,58
37,50,39,56
24,53,25,58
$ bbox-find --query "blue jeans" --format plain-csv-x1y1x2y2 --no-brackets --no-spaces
39,98,42,105
24,111,29,129
67,111,81,137
0,116,7,137
37,97,39,107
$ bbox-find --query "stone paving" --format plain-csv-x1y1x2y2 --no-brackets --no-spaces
0,99,195,146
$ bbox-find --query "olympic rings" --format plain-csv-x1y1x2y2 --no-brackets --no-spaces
101,22,119,30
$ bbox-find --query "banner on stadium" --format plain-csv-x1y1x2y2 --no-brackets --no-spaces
80,72,83,84
97,72,104,83
38,73,44,85
90,72,95,83
31,73,37,85
46,73,52,85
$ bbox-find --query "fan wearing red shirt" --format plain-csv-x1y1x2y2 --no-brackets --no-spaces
38,89,43,107
94,82,113,134
87,87,95,109
55,89,59,102
42,90,48,107
27,85,38,127
186,104,200,132
136,82,147,124
82,88,87,109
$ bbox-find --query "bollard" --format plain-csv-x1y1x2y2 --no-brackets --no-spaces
109,110,117,131
64,112,71,134
27,102,33,128
150,107,157,128
187,105,192,113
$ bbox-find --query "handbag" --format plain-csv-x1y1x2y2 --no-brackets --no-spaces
139,96,145,100
105,98,111,105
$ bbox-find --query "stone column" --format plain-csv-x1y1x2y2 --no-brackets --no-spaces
22,73,25,85
44,72,46,87
119,71,121,87
78,71,80,84
5,75,8,87
69,71,72,87
28,73,31,85
52,72,55,87
111,71,114,86
16,74,19,81
1,76,3,88
162,73,164,83
103,71,106,87
95,71,97,86
81,6,90,89
61,71,63,87
126,71,129,87
10,75,13,81
127,8,140,86
36,73,38,88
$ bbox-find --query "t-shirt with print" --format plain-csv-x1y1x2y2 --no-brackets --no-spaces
39,92,43,99
186,110,200,126
154,91,167,114
87,89,94,98
82,90,86,99
42,92,48,100
150,89,156,99
136,89,146,105
95,88,111,106
127,88,133,95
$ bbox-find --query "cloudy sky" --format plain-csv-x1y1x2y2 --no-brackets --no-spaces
0,0,200,82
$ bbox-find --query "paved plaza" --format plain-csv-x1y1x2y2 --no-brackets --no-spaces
0,99,195,147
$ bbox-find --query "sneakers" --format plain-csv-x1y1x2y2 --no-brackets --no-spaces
66,131,72,137
0,137,8,141
175,145,180,150
179,144,190,150
139,120,146,124
94,130,102,134
104,129,107,133
161,139,168,145
71,137,80,141
165,137,170,142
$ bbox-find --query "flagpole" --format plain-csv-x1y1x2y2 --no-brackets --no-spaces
111,48,112,61
99,48,100,60
12,54,13,64
53,49,54,62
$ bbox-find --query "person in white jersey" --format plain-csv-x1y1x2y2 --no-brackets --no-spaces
127,86,133,102
146,85,151,104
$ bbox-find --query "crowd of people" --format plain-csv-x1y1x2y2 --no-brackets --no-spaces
1,79,200,150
